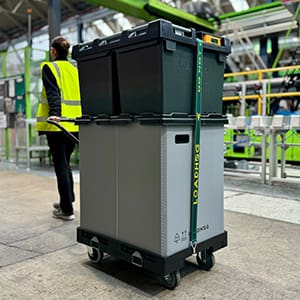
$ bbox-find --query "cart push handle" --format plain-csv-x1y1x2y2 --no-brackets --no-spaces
46,117,79,144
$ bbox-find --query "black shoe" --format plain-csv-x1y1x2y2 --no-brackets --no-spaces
53,208,75,221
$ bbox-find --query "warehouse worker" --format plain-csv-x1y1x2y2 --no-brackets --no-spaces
36,36,81,221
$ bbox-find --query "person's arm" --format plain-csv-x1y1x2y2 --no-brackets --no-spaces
42,64,61,117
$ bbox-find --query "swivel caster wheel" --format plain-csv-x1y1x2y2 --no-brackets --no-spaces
196,250,215,271
160,270,181,289
87,247,104,264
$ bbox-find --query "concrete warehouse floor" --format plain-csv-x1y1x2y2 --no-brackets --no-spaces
0,163,299,300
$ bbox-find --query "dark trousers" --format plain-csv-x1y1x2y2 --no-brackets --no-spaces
46,132,78,215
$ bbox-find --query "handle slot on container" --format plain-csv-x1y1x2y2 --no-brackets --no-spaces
131,251,143,267
175,134,190,144
172,24,193,37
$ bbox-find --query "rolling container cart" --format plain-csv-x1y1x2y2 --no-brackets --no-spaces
72,19,231,289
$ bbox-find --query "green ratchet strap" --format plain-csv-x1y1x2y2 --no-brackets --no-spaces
190,38,203,254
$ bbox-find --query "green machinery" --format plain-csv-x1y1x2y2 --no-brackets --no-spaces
85,0,216,32
84,0,284,33
223,66,300,164
224,127,300,164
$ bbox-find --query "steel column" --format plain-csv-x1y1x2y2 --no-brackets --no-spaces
48,0,61,49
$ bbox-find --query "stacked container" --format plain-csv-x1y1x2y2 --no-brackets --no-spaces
72,19,231,289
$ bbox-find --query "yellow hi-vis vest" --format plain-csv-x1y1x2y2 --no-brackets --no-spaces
36,61,82,132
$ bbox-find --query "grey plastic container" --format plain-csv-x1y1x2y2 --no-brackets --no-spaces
79,120,224,256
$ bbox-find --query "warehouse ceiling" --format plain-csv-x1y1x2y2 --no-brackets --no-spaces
0,0,293,48
0,0,98,46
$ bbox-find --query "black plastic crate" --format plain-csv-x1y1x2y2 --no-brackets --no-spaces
73,51,117,116
72,32,123,116
72,19,231,117
116,38,196,116
116,27,230,116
